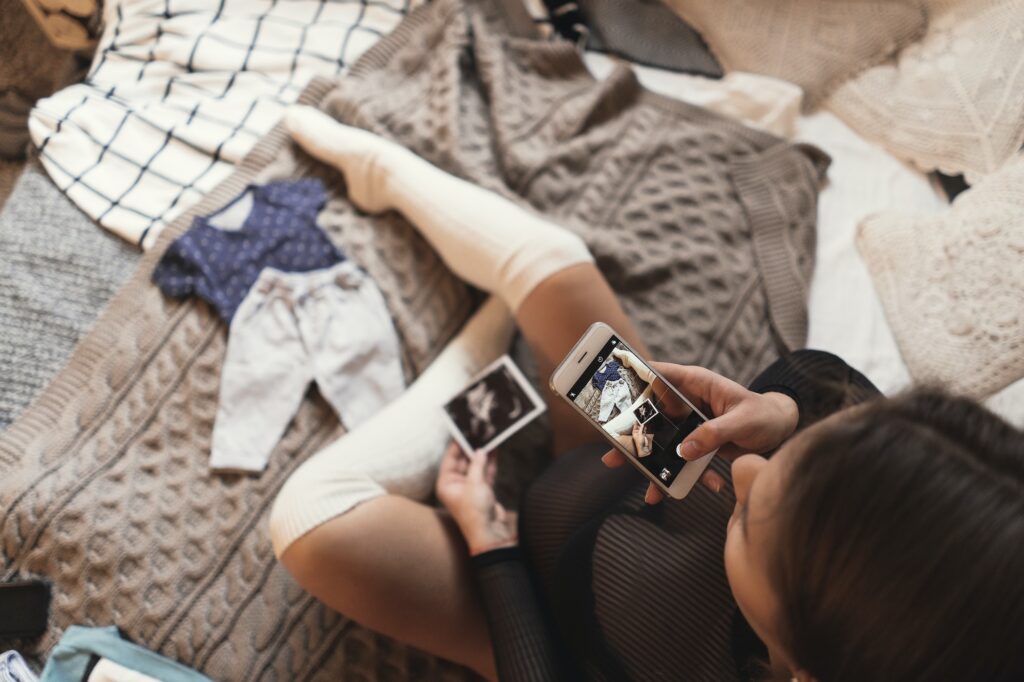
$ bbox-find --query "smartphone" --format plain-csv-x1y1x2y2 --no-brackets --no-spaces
0,579,50,639
549,323,716,499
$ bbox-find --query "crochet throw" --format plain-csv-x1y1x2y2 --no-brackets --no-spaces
0,0,825,678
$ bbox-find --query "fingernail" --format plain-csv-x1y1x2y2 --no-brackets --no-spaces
679,440,702,459
709,479,722,494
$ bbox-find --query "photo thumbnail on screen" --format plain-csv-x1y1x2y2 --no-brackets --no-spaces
567,337,704,486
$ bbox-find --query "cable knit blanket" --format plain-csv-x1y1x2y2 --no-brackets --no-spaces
0,0,825,678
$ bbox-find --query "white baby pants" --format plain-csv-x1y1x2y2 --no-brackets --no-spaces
210,261,405,472
598,377,634,422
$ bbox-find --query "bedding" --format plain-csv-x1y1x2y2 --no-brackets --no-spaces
826,0,1024,182
583,54,802,139
0,1,826,677
857,156,1024,400
0,159,138,431
658,0,927,110
796,111,938,395
2,4,1019,680
28,0,421,249
599,38,1024,426
1,80,477,682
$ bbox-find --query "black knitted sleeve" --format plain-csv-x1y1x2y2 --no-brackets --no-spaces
749,349,882,430
470,547,563,682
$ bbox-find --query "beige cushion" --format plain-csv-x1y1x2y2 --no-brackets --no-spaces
660,0,926,110
828,0,1024,181
856,156,1024,399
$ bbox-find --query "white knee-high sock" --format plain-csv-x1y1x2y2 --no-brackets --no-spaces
285,105,594,313
269,296,514,557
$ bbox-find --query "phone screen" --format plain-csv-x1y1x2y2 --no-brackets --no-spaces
566,336,704,487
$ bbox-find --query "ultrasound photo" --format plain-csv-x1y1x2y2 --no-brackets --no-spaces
633,398,659,425
443,355,546,453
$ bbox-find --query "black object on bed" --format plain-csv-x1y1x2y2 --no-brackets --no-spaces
542,0,723,77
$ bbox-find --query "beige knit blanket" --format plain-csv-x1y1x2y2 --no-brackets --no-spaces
0,1,825,678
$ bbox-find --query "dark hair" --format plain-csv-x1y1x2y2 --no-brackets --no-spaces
771,389,1024,681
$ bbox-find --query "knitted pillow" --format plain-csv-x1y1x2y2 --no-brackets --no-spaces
827,0,1024,182
659,0,926,109
856,157,1024,399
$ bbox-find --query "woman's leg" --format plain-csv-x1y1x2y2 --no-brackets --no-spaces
287,107,651,452
275,108,651,676
270,299,513,678
279,497,497,679
515,263,650,454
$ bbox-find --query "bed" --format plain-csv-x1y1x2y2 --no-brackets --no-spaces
1,0,1021,680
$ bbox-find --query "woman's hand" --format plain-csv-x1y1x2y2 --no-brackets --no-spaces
436,442,518,556
602,362,799,503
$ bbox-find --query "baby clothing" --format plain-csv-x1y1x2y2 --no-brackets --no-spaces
598,377,634,422
211,261,405,472
0,651,36,682
591,361,623,390
86,659,158,682
40,626,210,682
28,1,416,248
153,179,341,322
269,297,515,556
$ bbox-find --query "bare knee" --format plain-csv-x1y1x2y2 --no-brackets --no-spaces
273,504,376,609
268,460,385,560
276,520,352,588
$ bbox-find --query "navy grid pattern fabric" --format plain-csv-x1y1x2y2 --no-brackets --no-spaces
27,0,419,249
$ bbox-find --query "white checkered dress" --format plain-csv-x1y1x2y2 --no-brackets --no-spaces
28,0,419,249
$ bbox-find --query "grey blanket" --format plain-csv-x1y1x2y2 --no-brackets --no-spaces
0,0,825,678
0,160,138,429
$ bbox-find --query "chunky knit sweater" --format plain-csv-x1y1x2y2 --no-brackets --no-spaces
0,0,825,678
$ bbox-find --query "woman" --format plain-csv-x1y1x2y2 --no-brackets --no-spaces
271,106,1024,681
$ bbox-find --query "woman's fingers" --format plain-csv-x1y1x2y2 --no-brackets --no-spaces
466,449,488,483
484,451,498,487
438,441,465,475
700,469,728,494
644,484,664,505
678,409,748,460
602,450,627,468
651,362,733,407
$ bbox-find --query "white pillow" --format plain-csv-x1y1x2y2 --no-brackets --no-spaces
827,0,1024,182
856,156,1024,400
583,54,804,138
659,0,926,109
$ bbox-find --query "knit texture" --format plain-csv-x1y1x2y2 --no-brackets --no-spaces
0,81,475,681
0,0,823,677
857,156,1024,399
827,0,1024,182
660,0,927,110
0,159,138,430
325,0,826,363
